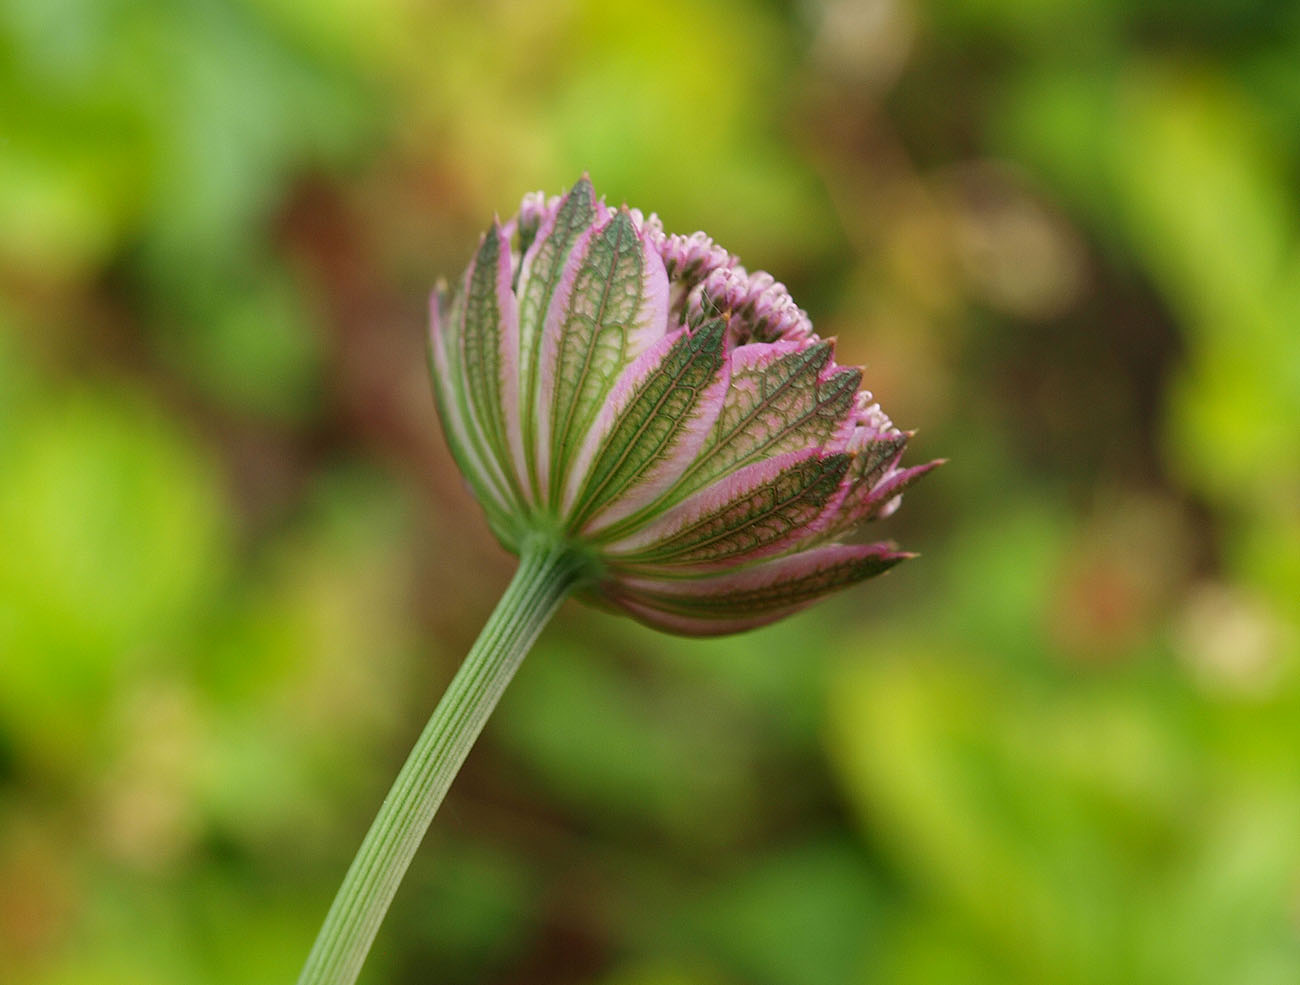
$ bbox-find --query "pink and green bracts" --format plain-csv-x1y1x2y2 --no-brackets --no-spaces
429,177,940,635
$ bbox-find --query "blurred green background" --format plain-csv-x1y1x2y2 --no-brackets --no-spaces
2,0,1299,982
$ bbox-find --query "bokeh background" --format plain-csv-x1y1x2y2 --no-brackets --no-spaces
3,0,1300,982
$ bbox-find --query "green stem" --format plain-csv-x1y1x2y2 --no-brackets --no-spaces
296,539,586,985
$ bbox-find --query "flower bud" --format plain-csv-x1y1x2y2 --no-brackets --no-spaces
429,177,940,634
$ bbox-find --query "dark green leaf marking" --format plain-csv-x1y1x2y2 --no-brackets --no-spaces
598,342,859,538
518,178,597,486
549,210,649,500
461,227,513,483
569,319,727,530
620,453,850,566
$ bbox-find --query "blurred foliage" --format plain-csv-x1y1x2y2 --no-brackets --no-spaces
2,0,1299,983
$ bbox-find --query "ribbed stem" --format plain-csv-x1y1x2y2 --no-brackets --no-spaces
296,540,586,985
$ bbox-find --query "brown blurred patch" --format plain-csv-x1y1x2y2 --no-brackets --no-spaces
1049,494,1196,664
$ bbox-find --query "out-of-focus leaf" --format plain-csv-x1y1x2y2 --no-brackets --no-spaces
391,835,541,983
597,964,730,985
495,633,759,848
673,838,884,985
0,387,228,767
826,647,1300,984
194,467,419,852
147,261,326,421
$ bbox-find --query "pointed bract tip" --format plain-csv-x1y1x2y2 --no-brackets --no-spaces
568,174,596,204
428,283,446,320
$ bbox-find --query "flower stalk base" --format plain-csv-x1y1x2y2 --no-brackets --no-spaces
296,539,587,985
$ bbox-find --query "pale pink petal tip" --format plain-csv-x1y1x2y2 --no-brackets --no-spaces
626,207,664,239
518,190,554,225
427,282,447,341
658,231,738,284
687,266,814,344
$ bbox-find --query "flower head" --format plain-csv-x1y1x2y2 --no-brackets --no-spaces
429,177,940,635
